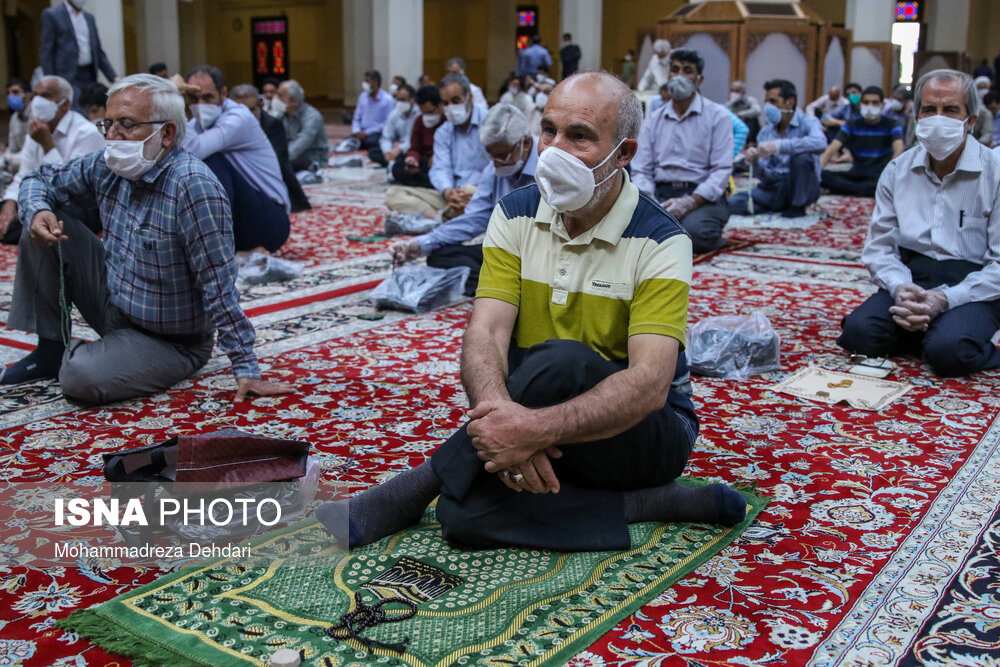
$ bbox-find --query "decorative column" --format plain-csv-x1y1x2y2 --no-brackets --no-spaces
845,0,896,92
559,0,601,75
135,0,180,77
344,0,423,103
83,0,126,82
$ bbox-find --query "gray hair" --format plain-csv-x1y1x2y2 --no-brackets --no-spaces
479,103,530,146
440,72,470,96
653,39,671,54
230,83,259,99
446,57,466,72
281,79,305,104
107,73,187,142
731,80,745,90
38,75,74,104
913,68,979,120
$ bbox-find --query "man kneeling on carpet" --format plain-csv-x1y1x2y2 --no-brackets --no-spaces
0,74,295,404
390,103,538,297
838,69,1000,377
318,71,746,551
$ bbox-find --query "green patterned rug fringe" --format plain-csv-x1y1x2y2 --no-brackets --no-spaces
60,482,767,667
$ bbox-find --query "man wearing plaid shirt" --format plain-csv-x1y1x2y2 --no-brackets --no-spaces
1,74,294,404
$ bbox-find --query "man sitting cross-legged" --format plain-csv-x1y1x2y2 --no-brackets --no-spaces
0,74,294,405
820,85,904,197
318,71,746,551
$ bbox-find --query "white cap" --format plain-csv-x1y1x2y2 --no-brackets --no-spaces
269,649,301,667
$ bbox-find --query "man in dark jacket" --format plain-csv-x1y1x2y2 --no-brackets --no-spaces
40,0,117,106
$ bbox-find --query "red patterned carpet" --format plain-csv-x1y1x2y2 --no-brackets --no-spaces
2,181,1000,666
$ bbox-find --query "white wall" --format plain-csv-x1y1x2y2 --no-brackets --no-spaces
823,36,846,92
746,33,807,110
680,32,730,104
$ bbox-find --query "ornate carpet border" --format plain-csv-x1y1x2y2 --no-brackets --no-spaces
810,412,1000,666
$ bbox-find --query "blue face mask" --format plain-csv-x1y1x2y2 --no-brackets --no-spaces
7,94,24,112
764,102,783,125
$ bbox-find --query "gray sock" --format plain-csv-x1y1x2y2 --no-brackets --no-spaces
316,461,441,548
624,481,747,527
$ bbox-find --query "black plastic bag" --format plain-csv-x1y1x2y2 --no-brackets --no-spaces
687,312,781,379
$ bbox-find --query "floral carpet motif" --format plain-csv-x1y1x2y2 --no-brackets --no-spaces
2,190,1000,666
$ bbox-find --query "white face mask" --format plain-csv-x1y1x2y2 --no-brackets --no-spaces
389,83,399,95
534,138,626,213
104,124,166,180
395,101,412,116
361,81,372,94
422,112,442,128
444,102,470,126
977,87,988,99
493,140,527,178
191,103,222,129
915,114,968,161
267,97,286,118
860,104,882,121
666,75,696,102
535,92,548,110
30,95,59,123
729,91,743,103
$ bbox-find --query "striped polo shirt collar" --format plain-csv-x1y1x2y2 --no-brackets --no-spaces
534,170,640,247
912,137,984,176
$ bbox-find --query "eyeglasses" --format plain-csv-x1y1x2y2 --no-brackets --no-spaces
96,118,168,137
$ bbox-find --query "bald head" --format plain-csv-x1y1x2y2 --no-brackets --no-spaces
547,71,643,145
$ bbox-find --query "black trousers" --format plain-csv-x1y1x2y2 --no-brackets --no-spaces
426,244,483,297
821,164,885,197
390,153,433,188
838,250,1000,376
432,339,695,551
361,132,385,167
203,153,291,253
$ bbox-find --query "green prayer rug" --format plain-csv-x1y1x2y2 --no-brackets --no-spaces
61,490,767,667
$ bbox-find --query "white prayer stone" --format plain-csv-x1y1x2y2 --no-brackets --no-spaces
269,649,301,667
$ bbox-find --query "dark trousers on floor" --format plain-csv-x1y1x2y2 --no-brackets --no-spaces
362,132,385,167
654,183,730,254
728,153,821,214
432,339,695,551
202,153,291,253
390,153,433,188
821,164,883,197
7,214,213,404
426,244,483,297
838,250,1000,376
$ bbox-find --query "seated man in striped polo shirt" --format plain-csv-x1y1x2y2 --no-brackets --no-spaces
819,86,904,197
318,71,746,551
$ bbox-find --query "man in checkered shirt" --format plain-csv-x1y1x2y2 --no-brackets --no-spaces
2,73,293,404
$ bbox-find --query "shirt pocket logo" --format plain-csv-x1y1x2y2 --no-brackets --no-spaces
585,279,631,299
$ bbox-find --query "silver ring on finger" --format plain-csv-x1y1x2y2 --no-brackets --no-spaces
501,470,511,478
512,473,524,483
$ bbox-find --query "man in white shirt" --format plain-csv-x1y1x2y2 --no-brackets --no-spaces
379,83,419,170
726,80,762,143
0,75,103,244
806,85,848,118
838,69,1000,377
637,39,672,92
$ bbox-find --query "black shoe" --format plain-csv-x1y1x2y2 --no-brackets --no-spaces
781,206,807,218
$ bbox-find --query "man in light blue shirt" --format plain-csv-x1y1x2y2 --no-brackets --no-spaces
516,35,552,79
729,79,827,218
353,69,396,166
391,104,537,295
380,83,419,172
430,73,491,219
179,65,290,253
